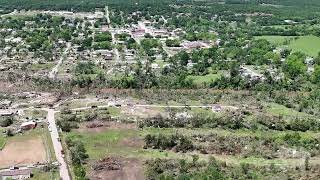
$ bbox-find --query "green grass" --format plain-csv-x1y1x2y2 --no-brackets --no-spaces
65,128,187,160
288,36,320,57
22,109,47,119
107,107,121,116
187,72,223,86
254,35,296,45
30,63,55,71
266,103,312,117
0,135,6,150
66,129,138,159
64,125,320,170
31,170,59,180
255,35,320,57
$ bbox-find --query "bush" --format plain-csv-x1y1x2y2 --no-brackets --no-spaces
144,133,193,152
0,117,13,127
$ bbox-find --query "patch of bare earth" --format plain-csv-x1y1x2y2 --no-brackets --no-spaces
121,106,161,118
118,137,144,148
89,157,144,180
77,121,136,133
0,137,47,168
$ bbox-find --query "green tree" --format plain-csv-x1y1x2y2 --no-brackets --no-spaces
313,65,320,84
283,52,307,79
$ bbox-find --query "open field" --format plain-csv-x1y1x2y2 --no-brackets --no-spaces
65,120,320,175
255,35,296,45
256,35,320,57
1,0,320,178
0,129,48,168
187,72,223,86
30,169,59,180
288,36,320,57
58,88,320,179
265,103,313,117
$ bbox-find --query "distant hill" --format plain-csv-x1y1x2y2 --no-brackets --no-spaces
0,0,180,11
225,0,320,6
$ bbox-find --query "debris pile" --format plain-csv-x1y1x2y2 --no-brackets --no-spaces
86,122,104,128
92,157,122,171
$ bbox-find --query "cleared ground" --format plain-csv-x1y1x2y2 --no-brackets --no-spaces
0,133,47,168
88,157,144,180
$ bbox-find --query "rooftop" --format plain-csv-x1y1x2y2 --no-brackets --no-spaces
0,169,32,176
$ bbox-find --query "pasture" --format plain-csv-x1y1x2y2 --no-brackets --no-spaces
256,35,320,57
255,35,296,45
288,36,320,57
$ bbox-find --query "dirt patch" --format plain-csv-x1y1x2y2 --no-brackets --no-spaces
0,136,47,168
89,157,144,180
118,137,145,148
121,106,162,118
77,121,136,133
86,122,104,128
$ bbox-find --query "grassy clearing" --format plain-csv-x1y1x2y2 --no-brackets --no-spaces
43,125,57,162
107,107,121,116
62,100,89,109
288,35,320,57
255,35,296,45
65,126,319,168
65,128,190,160
0,135,6,150
66,129,138,159
22,109,47,119
187,72,223,86
30,63,55,71
265,103,311,117
255,35,320,57
31,170,59,180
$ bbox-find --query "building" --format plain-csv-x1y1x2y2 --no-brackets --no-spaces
20,121,37,130
0,100,12,109
152,29,169,37
0,169,32,180
212,105,223,112
181,41,211,51
0,110,17,117
132,29,145,38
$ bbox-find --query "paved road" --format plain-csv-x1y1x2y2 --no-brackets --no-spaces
47,109,70,180
49,42,71,79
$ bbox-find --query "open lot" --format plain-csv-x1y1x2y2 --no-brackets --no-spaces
0,130,47,168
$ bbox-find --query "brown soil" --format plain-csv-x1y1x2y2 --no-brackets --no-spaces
86,122,104,128
89,157,144,180
0,136,47,168
121,106,161,118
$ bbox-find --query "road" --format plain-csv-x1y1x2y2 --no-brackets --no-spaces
105,6,111,25
110,31,121,62
47,109,70,180
106,6,120,63
49,42,71,79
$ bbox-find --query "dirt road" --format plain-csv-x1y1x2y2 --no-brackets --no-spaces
47,108,70,180
49,42,71,79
